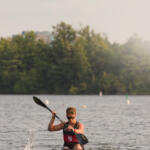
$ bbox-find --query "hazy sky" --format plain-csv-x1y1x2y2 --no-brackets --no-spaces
1,0,150,43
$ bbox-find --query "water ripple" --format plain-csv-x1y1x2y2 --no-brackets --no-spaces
1,95,150,150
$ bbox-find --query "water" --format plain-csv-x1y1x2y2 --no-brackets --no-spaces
0,95,150,150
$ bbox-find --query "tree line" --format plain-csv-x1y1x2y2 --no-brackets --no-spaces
1,22,150,94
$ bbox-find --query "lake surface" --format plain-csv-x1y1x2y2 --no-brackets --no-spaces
0,95,150,150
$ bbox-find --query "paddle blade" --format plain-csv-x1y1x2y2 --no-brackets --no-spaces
76,134,88,145
33,96,47,109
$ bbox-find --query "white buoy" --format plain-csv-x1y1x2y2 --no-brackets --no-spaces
45,99,49,105
125,94,130,105
99,91,103,96
82,105,87,108
127,99,130,105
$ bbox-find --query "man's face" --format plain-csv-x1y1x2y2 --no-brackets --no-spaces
66,113,76,122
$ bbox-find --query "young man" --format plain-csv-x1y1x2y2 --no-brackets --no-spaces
48,107,84,150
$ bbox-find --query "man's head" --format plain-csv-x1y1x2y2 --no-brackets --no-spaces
66,107,76,121
66,107,76,115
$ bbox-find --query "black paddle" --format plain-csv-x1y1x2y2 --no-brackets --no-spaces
33,96,88,145
33,96,63,122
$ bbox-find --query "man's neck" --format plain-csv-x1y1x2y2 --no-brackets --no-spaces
69,120,77,126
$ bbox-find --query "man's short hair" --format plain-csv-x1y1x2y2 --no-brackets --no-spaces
66,107,76,115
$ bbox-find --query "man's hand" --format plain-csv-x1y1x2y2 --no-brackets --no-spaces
65,125,74,132
52,112,56,119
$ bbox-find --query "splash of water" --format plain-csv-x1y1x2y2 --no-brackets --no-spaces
24,129,34,150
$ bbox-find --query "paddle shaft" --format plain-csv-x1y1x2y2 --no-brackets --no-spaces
33,96,63,122
45,105,63,122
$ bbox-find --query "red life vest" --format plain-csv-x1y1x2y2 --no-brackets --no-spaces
63,122,79,143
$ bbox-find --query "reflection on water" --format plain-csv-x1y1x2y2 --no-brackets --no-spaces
0,95,150,150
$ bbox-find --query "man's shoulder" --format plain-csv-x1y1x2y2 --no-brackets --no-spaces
77,121,84,127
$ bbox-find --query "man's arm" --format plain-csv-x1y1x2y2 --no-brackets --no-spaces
74,123,84,134
48,112,64,131
66,123,84,134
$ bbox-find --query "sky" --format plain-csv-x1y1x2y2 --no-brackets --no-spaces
1,0,150,43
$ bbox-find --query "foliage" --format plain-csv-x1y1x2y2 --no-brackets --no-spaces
0,23,150,94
